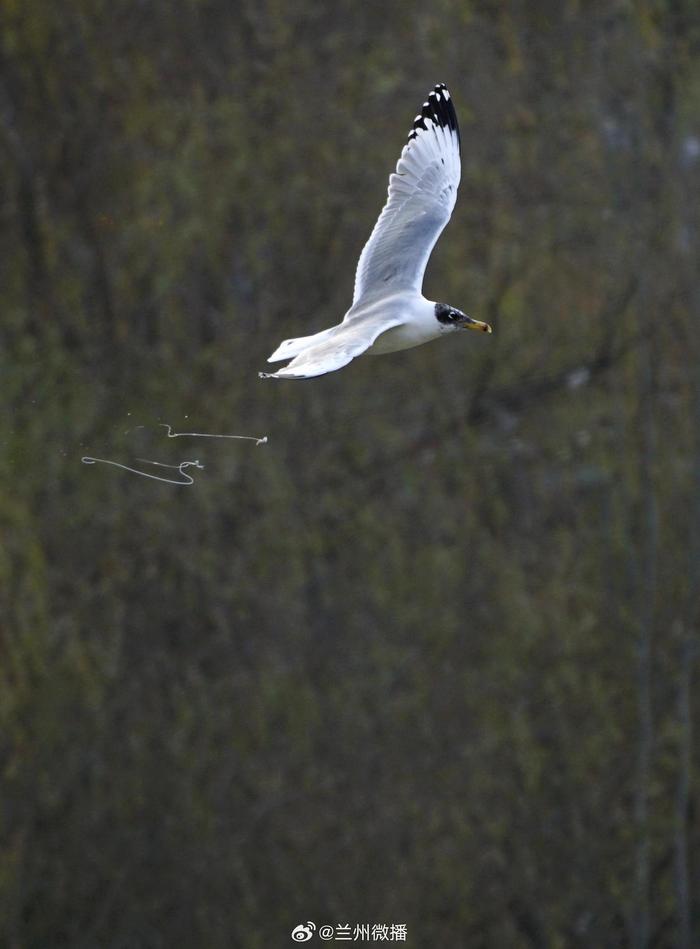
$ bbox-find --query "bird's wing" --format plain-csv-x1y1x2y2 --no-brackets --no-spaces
259,315,403,380
351,83,461,306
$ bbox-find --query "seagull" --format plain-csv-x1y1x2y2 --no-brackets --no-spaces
260,83,492,380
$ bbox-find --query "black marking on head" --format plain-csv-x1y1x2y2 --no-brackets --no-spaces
435,302,465,325
407,83,461,154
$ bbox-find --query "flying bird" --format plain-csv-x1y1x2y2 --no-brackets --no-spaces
260,83,491,380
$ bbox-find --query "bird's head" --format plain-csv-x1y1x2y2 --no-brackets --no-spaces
435,302,492,334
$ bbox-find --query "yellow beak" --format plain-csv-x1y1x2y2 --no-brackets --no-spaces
462,318,493,333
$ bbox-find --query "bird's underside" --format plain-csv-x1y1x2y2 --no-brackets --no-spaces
260,292,446,380
260,83,491,380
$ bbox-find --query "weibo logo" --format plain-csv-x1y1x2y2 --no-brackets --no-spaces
291,921,316,942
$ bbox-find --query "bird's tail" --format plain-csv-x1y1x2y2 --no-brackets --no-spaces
266,325,338,363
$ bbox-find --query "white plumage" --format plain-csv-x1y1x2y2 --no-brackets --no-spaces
260,83,491,380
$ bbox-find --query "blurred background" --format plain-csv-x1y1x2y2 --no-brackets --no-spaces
1,1,699,946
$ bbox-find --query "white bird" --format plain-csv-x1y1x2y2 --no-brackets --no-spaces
260,83,492,380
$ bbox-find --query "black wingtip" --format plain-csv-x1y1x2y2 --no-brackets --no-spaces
407,83,461,154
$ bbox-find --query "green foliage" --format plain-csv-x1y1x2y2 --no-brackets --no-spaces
1,0,699,945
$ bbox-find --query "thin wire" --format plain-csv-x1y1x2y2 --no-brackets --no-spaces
160,424,267,445
82,456,204,486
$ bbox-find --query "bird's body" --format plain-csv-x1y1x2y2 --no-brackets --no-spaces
358,293,446,355
260,83,491,380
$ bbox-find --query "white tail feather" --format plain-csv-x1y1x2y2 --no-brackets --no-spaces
267,325,338,363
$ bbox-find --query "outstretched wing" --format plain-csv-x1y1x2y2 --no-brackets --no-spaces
352,83,461,305
259,315,403,380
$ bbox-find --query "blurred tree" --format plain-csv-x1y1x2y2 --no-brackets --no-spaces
1,0,699,946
